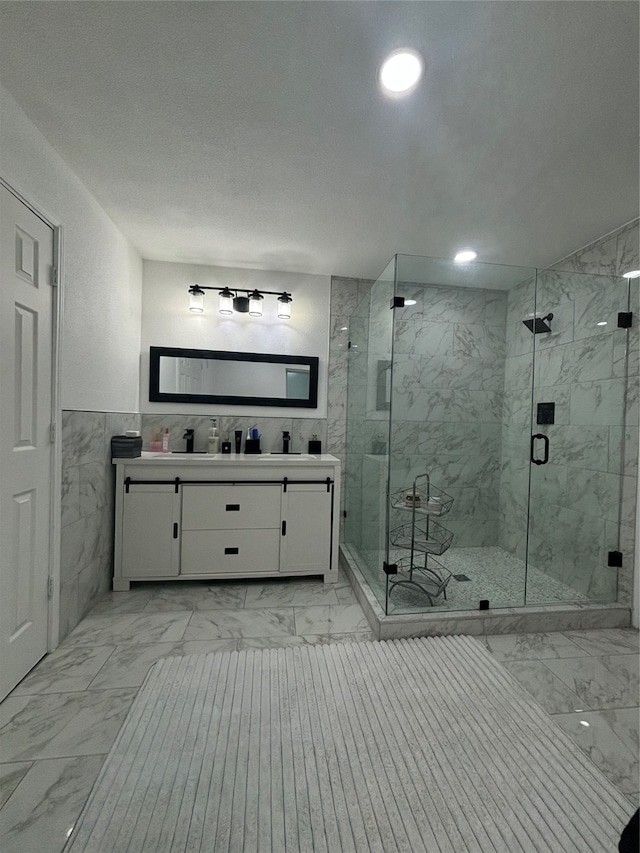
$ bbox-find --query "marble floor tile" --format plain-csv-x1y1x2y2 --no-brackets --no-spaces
551,709,639,795
143,583,247,612
61,611,191,646
599,653,640,697
88,640,237,689
500,660,586,714
335,585,358,604
237,631,375,651
596,707,640,754
10,645,115,695
0,755,104,853
0,762,32,810
183,607,296,640
88,588,154,615
481,631,591,662
0,688,136,762
244,578,339,608
543,655,638,710
563,628,640,657
293,603,370,636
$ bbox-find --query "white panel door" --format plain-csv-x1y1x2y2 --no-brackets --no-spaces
0,185,54,701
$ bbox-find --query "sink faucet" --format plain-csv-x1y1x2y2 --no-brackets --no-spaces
183,429,195,453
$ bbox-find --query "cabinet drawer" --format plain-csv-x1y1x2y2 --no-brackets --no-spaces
182,485,281,530
181,529,280,574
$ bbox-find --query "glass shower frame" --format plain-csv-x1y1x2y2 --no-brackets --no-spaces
343,254,632,616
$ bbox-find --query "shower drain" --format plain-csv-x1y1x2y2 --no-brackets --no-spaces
453,574,471,582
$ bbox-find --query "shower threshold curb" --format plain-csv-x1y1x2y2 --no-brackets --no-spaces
339,545,631,640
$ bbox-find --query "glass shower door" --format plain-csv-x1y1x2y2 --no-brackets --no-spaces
525,269,631,604
343,259,395,610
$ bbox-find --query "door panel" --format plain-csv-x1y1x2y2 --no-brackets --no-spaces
525,270,629,604
0,186,54,700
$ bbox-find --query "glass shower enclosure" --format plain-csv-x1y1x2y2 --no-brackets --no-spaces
344,254,634,616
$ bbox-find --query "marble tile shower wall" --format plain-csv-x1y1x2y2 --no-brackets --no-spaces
60,410,141,640
387,285,508,548
500,219,639,605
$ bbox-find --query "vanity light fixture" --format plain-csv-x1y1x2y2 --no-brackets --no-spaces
623,269,640,279
454,249,477,264
404,299,417,306
187,285,293,319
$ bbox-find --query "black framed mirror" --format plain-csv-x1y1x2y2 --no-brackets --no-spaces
149,347,319,407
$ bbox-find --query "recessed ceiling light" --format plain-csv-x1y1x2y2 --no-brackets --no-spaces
623,269,640,278
454,249,477,264
378,49,424,95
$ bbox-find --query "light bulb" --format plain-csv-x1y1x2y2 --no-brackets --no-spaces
379,49,424,95
454,249,477,264
189,290,204,313
277,293,292,319
219,288,234,315
249,290,264,317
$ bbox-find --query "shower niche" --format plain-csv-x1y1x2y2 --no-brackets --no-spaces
343,253,634,617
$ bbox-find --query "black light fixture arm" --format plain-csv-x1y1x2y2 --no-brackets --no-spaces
188,285,289,298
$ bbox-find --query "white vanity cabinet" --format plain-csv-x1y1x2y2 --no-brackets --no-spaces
112,454,340,590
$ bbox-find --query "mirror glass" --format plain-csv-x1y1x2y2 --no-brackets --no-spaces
149,347,319,407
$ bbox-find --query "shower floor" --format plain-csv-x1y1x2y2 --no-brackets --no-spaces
354,545,590,615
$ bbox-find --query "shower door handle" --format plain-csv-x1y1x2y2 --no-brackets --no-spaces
530,433,549,465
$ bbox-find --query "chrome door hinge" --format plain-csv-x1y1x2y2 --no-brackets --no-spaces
47,577,54,599
50,422,56,444
51,267,58,287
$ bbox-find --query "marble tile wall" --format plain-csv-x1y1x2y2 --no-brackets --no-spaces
60,411,141,640
388,284,508,548
500,219,639,605
138,414,328,456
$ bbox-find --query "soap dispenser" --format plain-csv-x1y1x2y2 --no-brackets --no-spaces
208,419,220,454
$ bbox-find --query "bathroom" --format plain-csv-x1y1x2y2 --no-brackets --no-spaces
1,3,639,849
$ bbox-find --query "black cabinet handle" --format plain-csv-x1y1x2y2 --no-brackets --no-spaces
173,523,178,539
224,547,239,555
282,520,287,536
531,433,550,465
225,504,240,512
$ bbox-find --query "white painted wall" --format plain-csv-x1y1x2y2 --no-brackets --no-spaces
141,260,330,418
0,85,142,412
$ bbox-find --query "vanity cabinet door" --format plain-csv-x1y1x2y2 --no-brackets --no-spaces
280,483,332,574
121,484,180,577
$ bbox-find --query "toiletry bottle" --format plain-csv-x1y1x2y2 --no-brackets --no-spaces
161,428,170,452
282,431,291,453
208,419,220,454
234,430,243,454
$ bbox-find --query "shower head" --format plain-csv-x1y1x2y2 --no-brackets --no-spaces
522,312,553,334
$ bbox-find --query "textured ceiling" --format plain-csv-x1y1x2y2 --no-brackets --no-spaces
0,1,638,280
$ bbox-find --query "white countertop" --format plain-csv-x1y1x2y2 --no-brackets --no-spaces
113,451,340,467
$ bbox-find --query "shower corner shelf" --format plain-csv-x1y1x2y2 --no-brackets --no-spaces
388,472,454,604
390,483,453,518
388,555,453,606
389,518,454,556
